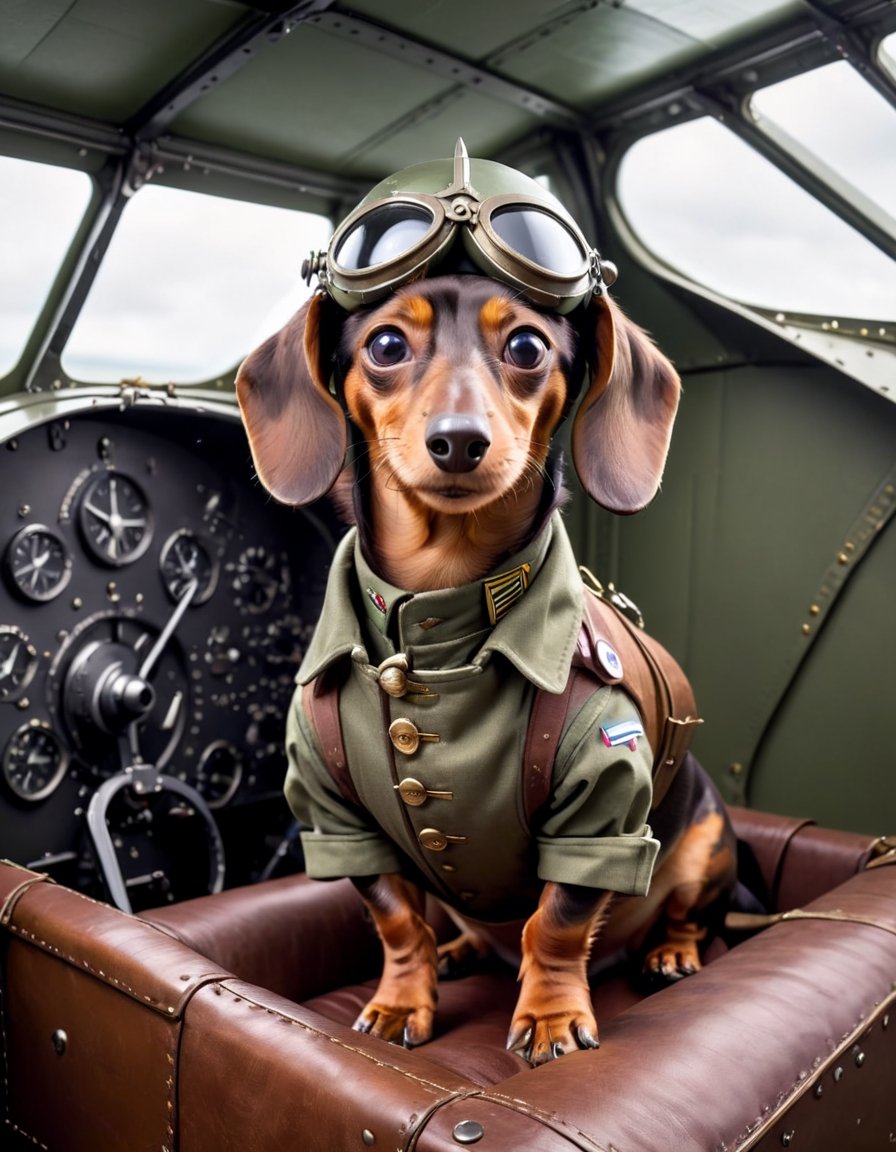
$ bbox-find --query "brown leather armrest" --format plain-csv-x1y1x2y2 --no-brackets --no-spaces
728,805,875,911
141,872,382,1002
464,864,896,1152
0,860,230,1152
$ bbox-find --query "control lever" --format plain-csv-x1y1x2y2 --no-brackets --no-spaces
84,579,225,912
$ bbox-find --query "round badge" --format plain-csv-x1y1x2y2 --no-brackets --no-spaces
596,639,623,680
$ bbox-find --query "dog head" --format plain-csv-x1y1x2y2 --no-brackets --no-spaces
237,144,681,518
237,278,680,517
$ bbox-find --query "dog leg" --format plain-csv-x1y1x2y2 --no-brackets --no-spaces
435,900,493,978
352,873,439,1048
642,807,736,984
507,882,611,1065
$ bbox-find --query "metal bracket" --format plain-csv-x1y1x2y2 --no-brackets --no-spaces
85,768,225,913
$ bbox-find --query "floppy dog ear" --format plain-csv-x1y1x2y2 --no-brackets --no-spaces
236,294,347,506
571,294,681,514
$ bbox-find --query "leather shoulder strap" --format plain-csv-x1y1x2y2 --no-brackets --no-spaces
523,586,703,824
301,665,362,809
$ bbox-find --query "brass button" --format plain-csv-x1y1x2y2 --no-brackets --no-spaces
395,778,453,806
389,718,439,755
419,828,467,852
419,828,448,851
379,666,407,697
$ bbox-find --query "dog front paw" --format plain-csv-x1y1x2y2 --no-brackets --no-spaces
506,1007,600,1066
354,1000,435,1049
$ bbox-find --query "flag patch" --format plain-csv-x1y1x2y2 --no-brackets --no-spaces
600,719,644,751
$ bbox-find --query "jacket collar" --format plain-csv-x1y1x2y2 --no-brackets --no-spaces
298,511,583,693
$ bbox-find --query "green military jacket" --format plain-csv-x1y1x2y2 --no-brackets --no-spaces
285,512,659,923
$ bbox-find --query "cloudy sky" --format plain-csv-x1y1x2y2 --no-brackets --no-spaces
2,55,894,386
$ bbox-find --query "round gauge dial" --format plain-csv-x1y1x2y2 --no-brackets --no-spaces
195,740,243,808
50,611,190,779
160,530,218,605
0,626,39,703
78,470,152,566
4,524,72,602
230,545,288,615
3,720,68,802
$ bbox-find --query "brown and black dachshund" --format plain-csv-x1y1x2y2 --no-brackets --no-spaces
236,274,736,1065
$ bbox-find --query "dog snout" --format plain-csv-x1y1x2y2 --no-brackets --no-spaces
426,415,491,473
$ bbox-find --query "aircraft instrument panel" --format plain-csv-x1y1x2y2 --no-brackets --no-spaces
0,402,340,908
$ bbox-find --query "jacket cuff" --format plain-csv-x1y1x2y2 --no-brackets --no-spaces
536,831,659,895
299,831,404,879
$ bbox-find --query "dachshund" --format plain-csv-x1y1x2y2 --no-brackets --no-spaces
236,272,737,1066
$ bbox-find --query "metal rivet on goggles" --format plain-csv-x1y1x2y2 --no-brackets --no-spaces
301,139,617,314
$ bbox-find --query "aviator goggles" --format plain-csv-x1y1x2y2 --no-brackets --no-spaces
302,140,617,315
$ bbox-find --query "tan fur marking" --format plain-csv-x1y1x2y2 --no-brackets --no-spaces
479,295,514,334
394,294,434,330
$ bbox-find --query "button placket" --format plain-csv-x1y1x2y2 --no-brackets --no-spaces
374,653,474,898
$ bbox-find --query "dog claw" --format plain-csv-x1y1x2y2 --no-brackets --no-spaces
506,1023,534,1059
354,1003,434,1049
575,1024,600,1050
507,1016,600,1065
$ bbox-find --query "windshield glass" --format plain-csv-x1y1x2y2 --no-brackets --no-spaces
749,60,896,225
0,157,92,378
62,185,331,384
617,116,894,320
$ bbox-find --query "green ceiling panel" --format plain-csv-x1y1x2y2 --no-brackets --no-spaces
343,0,579,62
492,5,700,107
172,20,452,175
0,0,244,122
342,89,544,180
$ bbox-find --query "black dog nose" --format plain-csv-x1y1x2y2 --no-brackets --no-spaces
426,415,491,473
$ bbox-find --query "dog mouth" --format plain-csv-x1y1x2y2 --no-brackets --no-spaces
418,482,497,510
434,486,475,499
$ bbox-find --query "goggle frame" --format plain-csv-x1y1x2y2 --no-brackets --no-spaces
302,142,616,314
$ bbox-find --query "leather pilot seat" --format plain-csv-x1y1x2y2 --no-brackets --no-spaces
1,807,894,1151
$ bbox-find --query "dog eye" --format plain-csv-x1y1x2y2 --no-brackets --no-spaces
367,328,409,367
505,330,548,370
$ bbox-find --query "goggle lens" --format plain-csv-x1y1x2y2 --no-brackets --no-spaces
489,206,585,276
334,203,434,272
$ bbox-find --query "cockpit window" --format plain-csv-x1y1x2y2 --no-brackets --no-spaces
749,61,896,225
616,115,894,321
62,185,331,385
880,31,896,83
1,157,91,378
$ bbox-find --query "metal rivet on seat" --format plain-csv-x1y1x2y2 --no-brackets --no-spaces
362,1131,376,1146
453,1120,485,1145
51,1029,67,1055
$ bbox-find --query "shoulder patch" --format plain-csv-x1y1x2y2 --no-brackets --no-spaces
600,718,644,751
